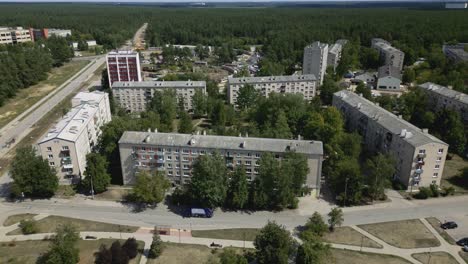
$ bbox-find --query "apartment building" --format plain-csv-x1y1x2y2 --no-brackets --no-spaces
418,82,468,123
106,50,142,87
442,44,468,63
227,75,317,105
333,90,448,190
113,80,206,112
303,41,328,85
38,92,112,184
377,65,402,90
327,43,342,71
119,131,324,197
0,27,32,44
371,38,405,71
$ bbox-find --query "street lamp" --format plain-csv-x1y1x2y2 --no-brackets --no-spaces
90,173,95,200
343,177,349,207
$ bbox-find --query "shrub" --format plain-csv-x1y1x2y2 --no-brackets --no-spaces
392,180,406,191
19,219,38,235
442,186,455,196
429,184,440,197
413,187,431,199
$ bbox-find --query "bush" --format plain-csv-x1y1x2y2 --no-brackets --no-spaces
442,186,455,196
429,184,440,197
19,219,38,235
122,237,138,259
392,180,406,191
413,187,431,199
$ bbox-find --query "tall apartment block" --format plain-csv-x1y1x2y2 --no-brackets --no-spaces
0,27,32,45
112,81,206,112
38,92,112,184
333,90,448,190
371,38,405,71
227,75,317,105
303,41,328,85
418,82,468,123
327,40,347,71
119,131,324,197
106,50,142,87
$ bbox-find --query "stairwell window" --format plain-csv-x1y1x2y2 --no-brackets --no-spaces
434,165,440,169
438,148,444,154
433,173,438,178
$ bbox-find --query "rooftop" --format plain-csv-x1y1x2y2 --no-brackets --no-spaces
305,41,328,50
113,80,206,88
419,82,468,105
378,65,402,79
228,74,316,84
71,91,107,107
119,131,324,156
328,43,342,55
334,90,447,147
107,50,138,56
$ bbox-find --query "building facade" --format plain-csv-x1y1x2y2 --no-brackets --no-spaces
38,92,112,184
327,43,343,71
118,131,324,197
0,27,32,44
333,90,448,190
227,75,317,105
418,82,468,123
442,44,468,63
113,81,206,112
377,65,402,90
372,38,405,71
303,41,328,85
106,50,142,87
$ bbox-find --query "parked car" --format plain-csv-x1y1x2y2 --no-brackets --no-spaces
210,242,222,248
441,221,458,229
187,208,213,218
456,238,468,246
85,235,97,240
464,245,468,252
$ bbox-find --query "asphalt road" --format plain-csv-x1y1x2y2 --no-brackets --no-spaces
0,56,105,158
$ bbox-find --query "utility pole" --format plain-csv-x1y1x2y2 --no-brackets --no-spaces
90,173,95,199
343,177,349,207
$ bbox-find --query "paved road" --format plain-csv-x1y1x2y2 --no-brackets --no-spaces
0,56,105,158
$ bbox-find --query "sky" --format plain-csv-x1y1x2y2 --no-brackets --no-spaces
0,0,452,2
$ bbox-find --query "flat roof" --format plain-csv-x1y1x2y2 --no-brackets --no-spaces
419,82,468,105
119,132,323,156
328,43,342,54
113,80,206,88
378,65,402,79
334,90,447,147
305,41,328,50
228,74,316,85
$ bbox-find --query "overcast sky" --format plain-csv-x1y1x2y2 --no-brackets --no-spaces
0,0,450,2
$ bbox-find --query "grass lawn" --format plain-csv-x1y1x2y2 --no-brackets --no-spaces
54,185,77,199
0,239,143,264
331,248,411,264
146,243,251,264
460,251,468,263
95,187,130,201
323,227,382,248
191,228,261,242
412,252,459,264
425,217,456,245
358,219,440,249
441,154,468,194
3,213,37,226
7,215,139,235
0,60,89,129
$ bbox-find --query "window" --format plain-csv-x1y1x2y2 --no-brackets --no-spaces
167,156,172,161
175,149,180,153
183,157,189,162
183,149,189,154
183,164,190,169
255,153,261,158
176,156,180,161
49,162,55,166
176,164,180,169
48,154,53,159
419,149,426,154
176,171,180,176
200,150,206,155
47,147,52,151
167,164,172,168
436,157,442,162
236,160,241,165
432,180,437,184
435,165,440,169
433,173,438,177
183,172,190,177
246,169,252,174
246,161,252,165
168,171,173,176
438,148,444,154
247,153,252,157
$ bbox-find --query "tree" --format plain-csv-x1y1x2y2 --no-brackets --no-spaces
38,224,80,264
365,153,396,201
328,158,363,206
45,35,74,66
226,166,249,209
148,230,164,259
283,152,309,195
402,68,415,83
302,212,327,238
19,219,38,234
81,153,111,194
130,171,171,205
359,47,380,70
319,75,341,105
435,109,466,155
10,146,58,198
110,241,129,264
295,237,330,264
149,90,177,129
77,39,88,51
219,248,248,264
355,82,372,100
178,110,193,133
195,44,209,60
272,110,292,139
235,84,259,110
192,89,207,117
122,238,138,259
254,221,295,264
188,153,228,208
210,99,227,127
328,207,344,232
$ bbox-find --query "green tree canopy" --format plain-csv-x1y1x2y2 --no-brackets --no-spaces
226,166,249,209
235,84,259,111
365,153,396,201
130,171,171,205
38,224,80,264
254,221,295,264
81,153,111,194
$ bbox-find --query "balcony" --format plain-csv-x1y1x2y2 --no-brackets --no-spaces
63,163,74,169
417,153,426,159
61,157,72,165
415,168,424,174
156,159,165,164
226,163,234,168
417,160,425,165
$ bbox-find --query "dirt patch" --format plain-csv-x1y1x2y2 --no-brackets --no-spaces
3,213,38,226
331,248,411,264
412,252,459,264
323,227,382,248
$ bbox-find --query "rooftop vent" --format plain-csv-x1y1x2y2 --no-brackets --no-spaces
144,135,151,143
189,138,196,145
240,141,246,148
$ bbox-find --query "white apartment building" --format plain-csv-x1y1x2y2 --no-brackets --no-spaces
112,81,206,112
118,131,324,197
418,82,468,123
333,90,448,190
38,92,112,184
227,75,317,105
0,27,32,44
372,38,405,71
106,50,142,87
303,41,328,85
327,43,343,71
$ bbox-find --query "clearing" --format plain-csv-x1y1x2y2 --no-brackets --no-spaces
7,215,138,235
191,228,260,242
358,219,440,249
331,248,411,264
412,252,459,264
323,226,382,248
3,213,37,226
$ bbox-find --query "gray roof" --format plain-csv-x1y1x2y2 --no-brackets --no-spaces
419,82,468,105
334,90,447,147
228,74,316,85
305,41,328,50
378,65,402,80
336,39,348,46
328,43,342,55
119,132,323,156
113,81,206,89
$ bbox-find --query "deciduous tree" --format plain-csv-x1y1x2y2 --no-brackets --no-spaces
82,153,111,194
254,221,295,264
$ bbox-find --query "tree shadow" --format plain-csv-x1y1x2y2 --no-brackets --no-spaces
447,175,468,191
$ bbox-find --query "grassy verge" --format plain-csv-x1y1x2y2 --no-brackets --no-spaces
146,243,251,264
3,214,37,226
323,227,382,249
0,239,143,264
441,154,468,194
191,228,261,242
460,251,468,263
7,215,138,235
0,60,89,129
425,217,456,245
94,187,130,201
412,252,459,264
331,248,411,264
54,185,77,199
358,219,440,249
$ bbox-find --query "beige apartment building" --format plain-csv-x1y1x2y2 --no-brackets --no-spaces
418,82,468,123
372,38,405,71
112,81,206,112
333,90,448,190
0,27,32,44
227,75,317,105
38,92,112,184
119,131,324,197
